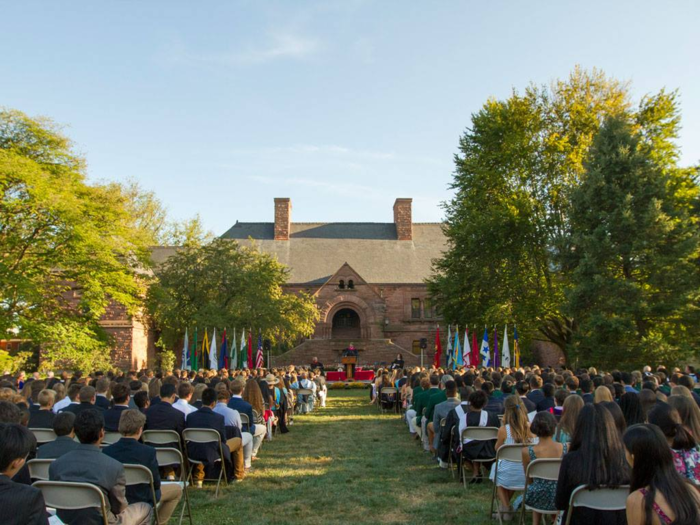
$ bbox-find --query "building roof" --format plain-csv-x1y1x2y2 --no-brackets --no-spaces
152,222,447,285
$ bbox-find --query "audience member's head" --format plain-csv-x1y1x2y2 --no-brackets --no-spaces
600,401,627,436
73,409,104,445
530,411,557,439
468,390,488,410
594,385,613,403
178,382,195,400
558,394,584,437
0,401,21,423
445,380,457,398
118,409,146,438
111,383,130,405
133,390,150,411
37,389,56,409
618,392,645,427
159,383,177,402
202,387,217,407
78,386,96,404
667,394,700,442
647,403,696,451
0,423,36,477
53,412,75,438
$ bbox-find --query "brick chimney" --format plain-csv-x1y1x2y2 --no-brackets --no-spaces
274,198,292,240
393,198,413,241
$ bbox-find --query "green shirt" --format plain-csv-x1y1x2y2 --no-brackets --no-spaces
413,387,439,420
425,389,447,423
410,386,424,409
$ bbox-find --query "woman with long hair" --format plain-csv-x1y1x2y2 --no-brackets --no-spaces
243,378,267,430
601,401,627,436
555,404,630,524
647,403,700,484
555,394,583,443
638,389,658,421
619,392,645,427
492,395,535,519
668,394,700,443
624,424,700,525
594,385,614,403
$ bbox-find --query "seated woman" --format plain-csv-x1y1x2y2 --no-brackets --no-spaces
455,390,500,484
555,404,630,525
647,403,700,484
492,395,536,519
623,424,700,525
668,394,700,445
554,394,583,444
379,373,397,410
522,411,567,525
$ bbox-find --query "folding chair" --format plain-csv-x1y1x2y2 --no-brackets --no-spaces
519,458,563,525
33,481,109,525
123,464,161,525
565,485,630,525
439,418,457,479
102,431,122,445
30,428,57,446
27,458,54,481
498,415,504,426
489,444,527,524
182,428,228,498
155,448,193,525
239,413,250,431
379,387,399,414
296,388,314,414
459,426,499,488
143,430,183,452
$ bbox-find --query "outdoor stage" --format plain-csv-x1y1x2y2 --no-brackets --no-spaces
326,369,375,383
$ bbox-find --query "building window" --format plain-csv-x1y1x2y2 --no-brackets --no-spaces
348,279,355,289
424,298,433,318
412,340,421,355
411,298,421,319
339,280,345,289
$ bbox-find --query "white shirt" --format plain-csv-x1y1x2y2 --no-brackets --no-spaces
173,398,197,419
213,402,242,429
52,397,73,413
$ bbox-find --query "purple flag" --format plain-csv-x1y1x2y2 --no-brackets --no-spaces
493,326,499,368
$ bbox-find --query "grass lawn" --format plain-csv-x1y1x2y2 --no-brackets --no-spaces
187,389,494,525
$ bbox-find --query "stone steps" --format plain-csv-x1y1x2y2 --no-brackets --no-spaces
271,339,421,368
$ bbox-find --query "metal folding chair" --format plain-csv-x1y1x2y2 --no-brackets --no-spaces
33,481,109,525
29,428,57,446
565,485,630,525
489,444,528,524
27,458,54,481
123,464,161,525
143,429,183,453
101,431,122,445
519,458,563,525
155,448,193,525
182,428,228,498
459,426,499,488
379,387,399,414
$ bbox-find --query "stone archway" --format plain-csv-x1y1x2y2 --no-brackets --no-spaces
331,308,361,340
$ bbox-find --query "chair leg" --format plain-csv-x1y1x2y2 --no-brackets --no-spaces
214,466,223,498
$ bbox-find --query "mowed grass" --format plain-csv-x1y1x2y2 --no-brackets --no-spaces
187,389,493,525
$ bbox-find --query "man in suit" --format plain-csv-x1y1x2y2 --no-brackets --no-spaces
579,379,595,404
145,384,185,436
514,381,537,413
228,379,266,459
526,375,545,406
36,412,79,460
0,423,48,525
214,388,252,471
186,388,244,486
172,383,197,419
482,381,505,416
104,384,131,432
95,378,111,411
49,409,152,525
431,380,461,467
103,409,182,524
28,389,56,429
62,386,103,416
53,383,81,414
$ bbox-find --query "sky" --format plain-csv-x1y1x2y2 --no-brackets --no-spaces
1,1,699,235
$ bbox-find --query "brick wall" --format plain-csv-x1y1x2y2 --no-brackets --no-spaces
393,198,413,241
274,198,291,241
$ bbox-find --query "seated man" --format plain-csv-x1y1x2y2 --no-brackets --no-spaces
228,379,266,460
103,410,182,524
62,386,104,416
309,357,324,372
49,409,152,525
94,378,111,411
172,383,197,419
53,383,81,413
36,412,80,459
186,388,244,486
0,423,48,525
104,383,131,432
145,384,184,476
28,389,56,429
214,388,253,472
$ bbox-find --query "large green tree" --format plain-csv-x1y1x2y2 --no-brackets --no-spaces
565,112,700,368
147,238,320,351
0,109,153,371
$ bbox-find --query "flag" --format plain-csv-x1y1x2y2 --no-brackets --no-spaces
446,325,453,369
502,324,511,368
192,327,198,371
480,327,491,367
514,325,520,368
181,328,190,370
493,326,499,368
218,329,228,370
247,331,253,369
472,327,479,367
201,328,209,370
463,326,471,367
209,328,218,371
230,328,237,370
453,326,462,368
433,326,442,368
240,329,247,369
256,334,264,369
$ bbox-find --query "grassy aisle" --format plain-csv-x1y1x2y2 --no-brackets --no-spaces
188,389,493,525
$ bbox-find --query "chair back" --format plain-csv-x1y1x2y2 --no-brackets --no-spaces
183,428,221,445
155,447,185,470
496,443,526,462
33,481,109,525
27,458,54,481
566,485,630,525
30,428,57,444
461,426,499,442
239,413,250,427
123,464,159,523
143,429,182,448
526,458,562,482
380,387,398,395
297,388,313,396
101,431,121,445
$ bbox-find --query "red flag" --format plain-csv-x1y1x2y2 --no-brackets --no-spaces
472,328,479,367
247,331,253,369
256,334,264,369
433,326,442,368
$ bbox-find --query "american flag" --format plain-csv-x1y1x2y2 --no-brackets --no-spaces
255,334,264,369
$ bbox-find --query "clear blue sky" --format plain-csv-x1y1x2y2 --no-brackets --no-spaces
2,1,698,235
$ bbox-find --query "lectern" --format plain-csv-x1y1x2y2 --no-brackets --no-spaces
341,356,357,380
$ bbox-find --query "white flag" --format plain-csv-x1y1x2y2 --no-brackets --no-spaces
182,328,190,371
209,328,218,371
446,325,453,368
241,328,247,369
502,324,511,368
463,327,471,367
480,327,491,367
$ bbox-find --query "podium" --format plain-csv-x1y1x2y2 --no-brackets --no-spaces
341,356,357,380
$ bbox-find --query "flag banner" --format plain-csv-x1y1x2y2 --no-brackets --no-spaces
201,328,210,371
247,331,253,369
181,328,189,371
230,328,237,370
480,327,491,367
463,327,471,367
209,328,218,371
502,324,511,368
472,327,479,367
514,325,520,368
453,325,462,368
240,329,247,369
219,329,228,370
433,326,442,368
446,325,453,370
493,326,499,368
256,334,264,369
193,327,199,371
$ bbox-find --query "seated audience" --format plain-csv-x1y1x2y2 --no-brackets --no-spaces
0,423,48,525
667,394,700,442
104,383,131,432
536,383,555,413
103,409,183,524
62,386,103,416
594,385,614,404
49,409,152,525
618,392,645,427
431,380,461,466
600,401,627,436
555,404,630,525
229,379,266,460
133,390,150,413
27,389,56,429
53,383,81,413
144,384,184,446
36,412,79,459
95,378,111,410
624,424,700,525
647,403,700,484
172,382,196,419
213,388,253,472
555,394,583,443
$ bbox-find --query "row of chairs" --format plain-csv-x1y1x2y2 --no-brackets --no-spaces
28,447,192,525
437,424,629,524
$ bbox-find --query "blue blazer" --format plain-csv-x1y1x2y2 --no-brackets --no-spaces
103,405,129,432
185,407,231,465
103,438,161,505
227,396,255,434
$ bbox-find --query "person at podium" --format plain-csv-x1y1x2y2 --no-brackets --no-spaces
342,343,358,357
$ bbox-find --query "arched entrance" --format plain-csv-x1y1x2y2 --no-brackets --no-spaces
332,308,361,339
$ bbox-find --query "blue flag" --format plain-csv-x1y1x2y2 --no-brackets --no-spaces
218,329,228,370
479,327,491,367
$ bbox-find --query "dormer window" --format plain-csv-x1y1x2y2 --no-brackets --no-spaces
339,280,345,289
348,279,355,289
